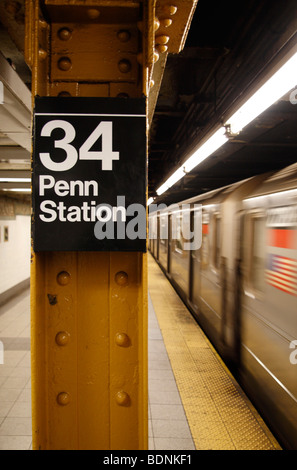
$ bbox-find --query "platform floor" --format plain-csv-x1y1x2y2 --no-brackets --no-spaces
0,255,281,450
0,289,31,450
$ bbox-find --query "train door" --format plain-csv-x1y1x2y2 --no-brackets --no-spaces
168,212,172,275
159,213,169,272
156,214,160,261
148,217,152,252
169,207,191,299
240,204,297,449
151,213,158,258
198,207,222,342
190,205,202,311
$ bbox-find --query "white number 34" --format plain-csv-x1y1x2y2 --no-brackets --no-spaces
39,120,120,171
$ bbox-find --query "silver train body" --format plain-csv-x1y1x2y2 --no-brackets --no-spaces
149,163,297,450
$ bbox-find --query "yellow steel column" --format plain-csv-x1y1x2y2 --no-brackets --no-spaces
25,0,197,450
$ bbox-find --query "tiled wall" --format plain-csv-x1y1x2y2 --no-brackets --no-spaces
0,215,31,295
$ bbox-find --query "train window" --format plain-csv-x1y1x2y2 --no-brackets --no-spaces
193,206,202,251
172,213,183,252
160,215,168,244
201,210,210,266
213,216,221,269
250,216,266,292
201,224,209,266
150,215,157,240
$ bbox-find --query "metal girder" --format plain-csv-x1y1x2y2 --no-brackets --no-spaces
25,0,197,450
0,169,30,178
0,162,30,170
0,51,31,150
0,146,30,160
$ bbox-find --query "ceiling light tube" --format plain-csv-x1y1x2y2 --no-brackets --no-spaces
0,178,31,182
156,182,169,196
154,48,297,199
156,167,186,196
225,51,297,134
156,127,228,196
147,197,154,206
183,126,228,173
165,167,186,188
2,188,31,192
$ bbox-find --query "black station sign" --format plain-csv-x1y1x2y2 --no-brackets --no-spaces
32,97,147,252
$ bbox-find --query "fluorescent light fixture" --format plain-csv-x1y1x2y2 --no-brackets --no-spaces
165,167,186,188
156,182,168,196
2,188,31,192
183,127,228,173
156,167,186,196
156,127,227,196
0,177,31,182
226,51,297,134
155,48,297,198
147,197,154,206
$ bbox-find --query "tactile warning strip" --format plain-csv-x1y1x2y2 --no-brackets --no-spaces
148,255,281,450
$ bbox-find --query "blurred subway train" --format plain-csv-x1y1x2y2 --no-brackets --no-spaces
148,162,297,450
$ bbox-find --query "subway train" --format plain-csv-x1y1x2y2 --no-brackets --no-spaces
148,162,297,450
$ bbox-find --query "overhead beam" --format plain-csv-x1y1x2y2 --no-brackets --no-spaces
0,162,30,170
0,146,30,160
0,169,30,179
0,181,30,189
229,139,297,148
0,52,31,150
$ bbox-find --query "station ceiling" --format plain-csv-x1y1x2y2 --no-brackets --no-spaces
149,0,297,204
0,0,297,205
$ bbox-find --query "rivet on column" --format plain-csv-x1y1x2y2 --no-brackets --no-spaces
118,59,132,73
163,5,178,16
115,271,129,286
39,19,48,30
154,18,160,31
38,49,47,61
57,271,71,286
58,91,72,97
115,391,130,406
155,36,170,54
87,8,100,19
55,331,70,346
117,30,131,42
115,333,130,347
156,35,169,45
58,57,72,71
159,18,172,28
57,392,70,406
156,45,168,53
58,28,72,41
